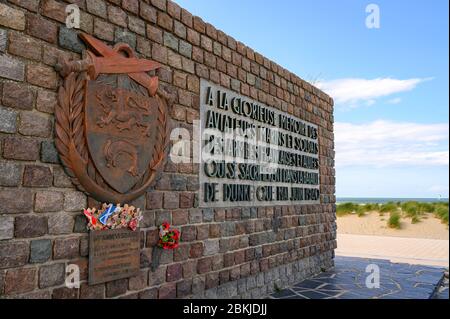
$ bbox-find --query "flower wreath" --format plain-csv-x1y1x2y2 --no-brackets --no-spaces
158,222,180,249
83,203,141,231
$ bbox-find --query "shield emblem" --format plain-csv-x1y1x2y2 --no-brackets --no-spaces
54,34,169,204
84,74,158,193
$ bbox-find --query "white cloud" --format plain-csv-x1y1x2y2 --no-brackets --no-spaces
335,120,449,167
316,77,432,108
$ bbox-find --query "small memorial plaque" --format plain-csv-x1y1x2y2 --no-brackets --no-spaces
89,228,140,285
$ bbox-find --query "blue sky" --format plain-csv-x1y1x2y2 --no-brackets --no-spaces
176,0,449,198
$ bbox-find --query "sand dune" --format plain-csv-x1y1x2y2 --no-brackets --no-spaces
336,212,449,240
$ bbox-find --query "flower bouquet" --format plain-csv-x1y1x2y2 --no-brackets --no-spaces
151,221,181,271
83,203,142,231
158,222,180,250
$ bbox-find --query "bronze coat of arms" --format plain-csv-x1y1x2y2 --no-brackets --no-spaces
54,34,169,203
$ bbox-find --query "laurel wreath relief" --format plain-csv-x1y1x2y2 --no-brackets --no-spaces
55,71,169,204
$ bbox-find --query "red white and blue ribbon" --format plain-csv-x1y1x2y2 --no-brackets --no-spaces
99,204,116,225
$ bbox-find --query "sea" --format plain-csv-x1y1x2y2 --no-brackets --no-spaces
336,197,449,204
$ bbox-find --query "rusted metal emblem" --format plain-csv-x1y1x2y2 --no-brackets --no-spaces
55,34,170,203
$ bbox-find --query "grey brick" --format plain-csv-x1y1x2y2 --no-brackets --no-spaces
179,40,192,58
163,32,178,51
115,29,136,49
30,239,52,263
0,28,7,52
73,215,88,233
170,174,187,190
53,167,73,188
231,79,240,92
223,222,235,237
39,262,65,288
202,208,214,222
41,140,59,163
241,207,251,219
188,208,202,224
247,276,257,289
35,190,64,212
48,213,74,235
0,106,17,133
203,239,219,256
250,207,257,218
59,27,85,53
128,16,146,36
0,216,14,240
0,160,21,186
64,191,87,212
86,0,107,17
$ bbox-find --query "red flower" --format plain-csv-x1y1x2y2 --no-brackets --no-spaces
158,222,180,250
162,221,170,230
129,218,138,231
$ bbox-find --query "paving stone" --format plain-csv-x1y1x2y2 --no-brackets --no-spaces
270,256,445,300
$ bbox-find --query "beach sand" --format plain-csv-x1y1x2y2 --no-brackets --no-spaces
336,212,449,240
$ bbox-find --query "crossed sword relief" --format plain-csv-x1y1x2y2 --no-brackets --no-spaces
56,33,161,96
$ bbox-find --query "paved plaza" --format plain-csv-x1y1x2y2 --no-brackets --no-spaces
270,256,446,299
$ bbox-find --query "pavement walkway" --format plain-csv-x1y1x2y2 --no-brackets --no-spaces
336,233,449,267
270,256,446,299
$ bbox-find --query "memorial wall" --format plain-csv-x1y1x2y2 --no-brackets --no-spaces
0,0,336,299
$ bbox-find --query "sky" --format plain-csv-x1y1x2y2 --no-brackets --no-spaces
175,0,449,198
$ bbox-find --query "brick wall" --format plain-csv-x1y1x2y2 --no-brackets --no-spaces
0,0,336,299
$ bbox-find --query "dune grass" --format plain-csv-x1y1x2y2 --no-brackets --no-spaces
388,211,402,229
336,202,359,217
336,201,449,228
434,204,449,224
